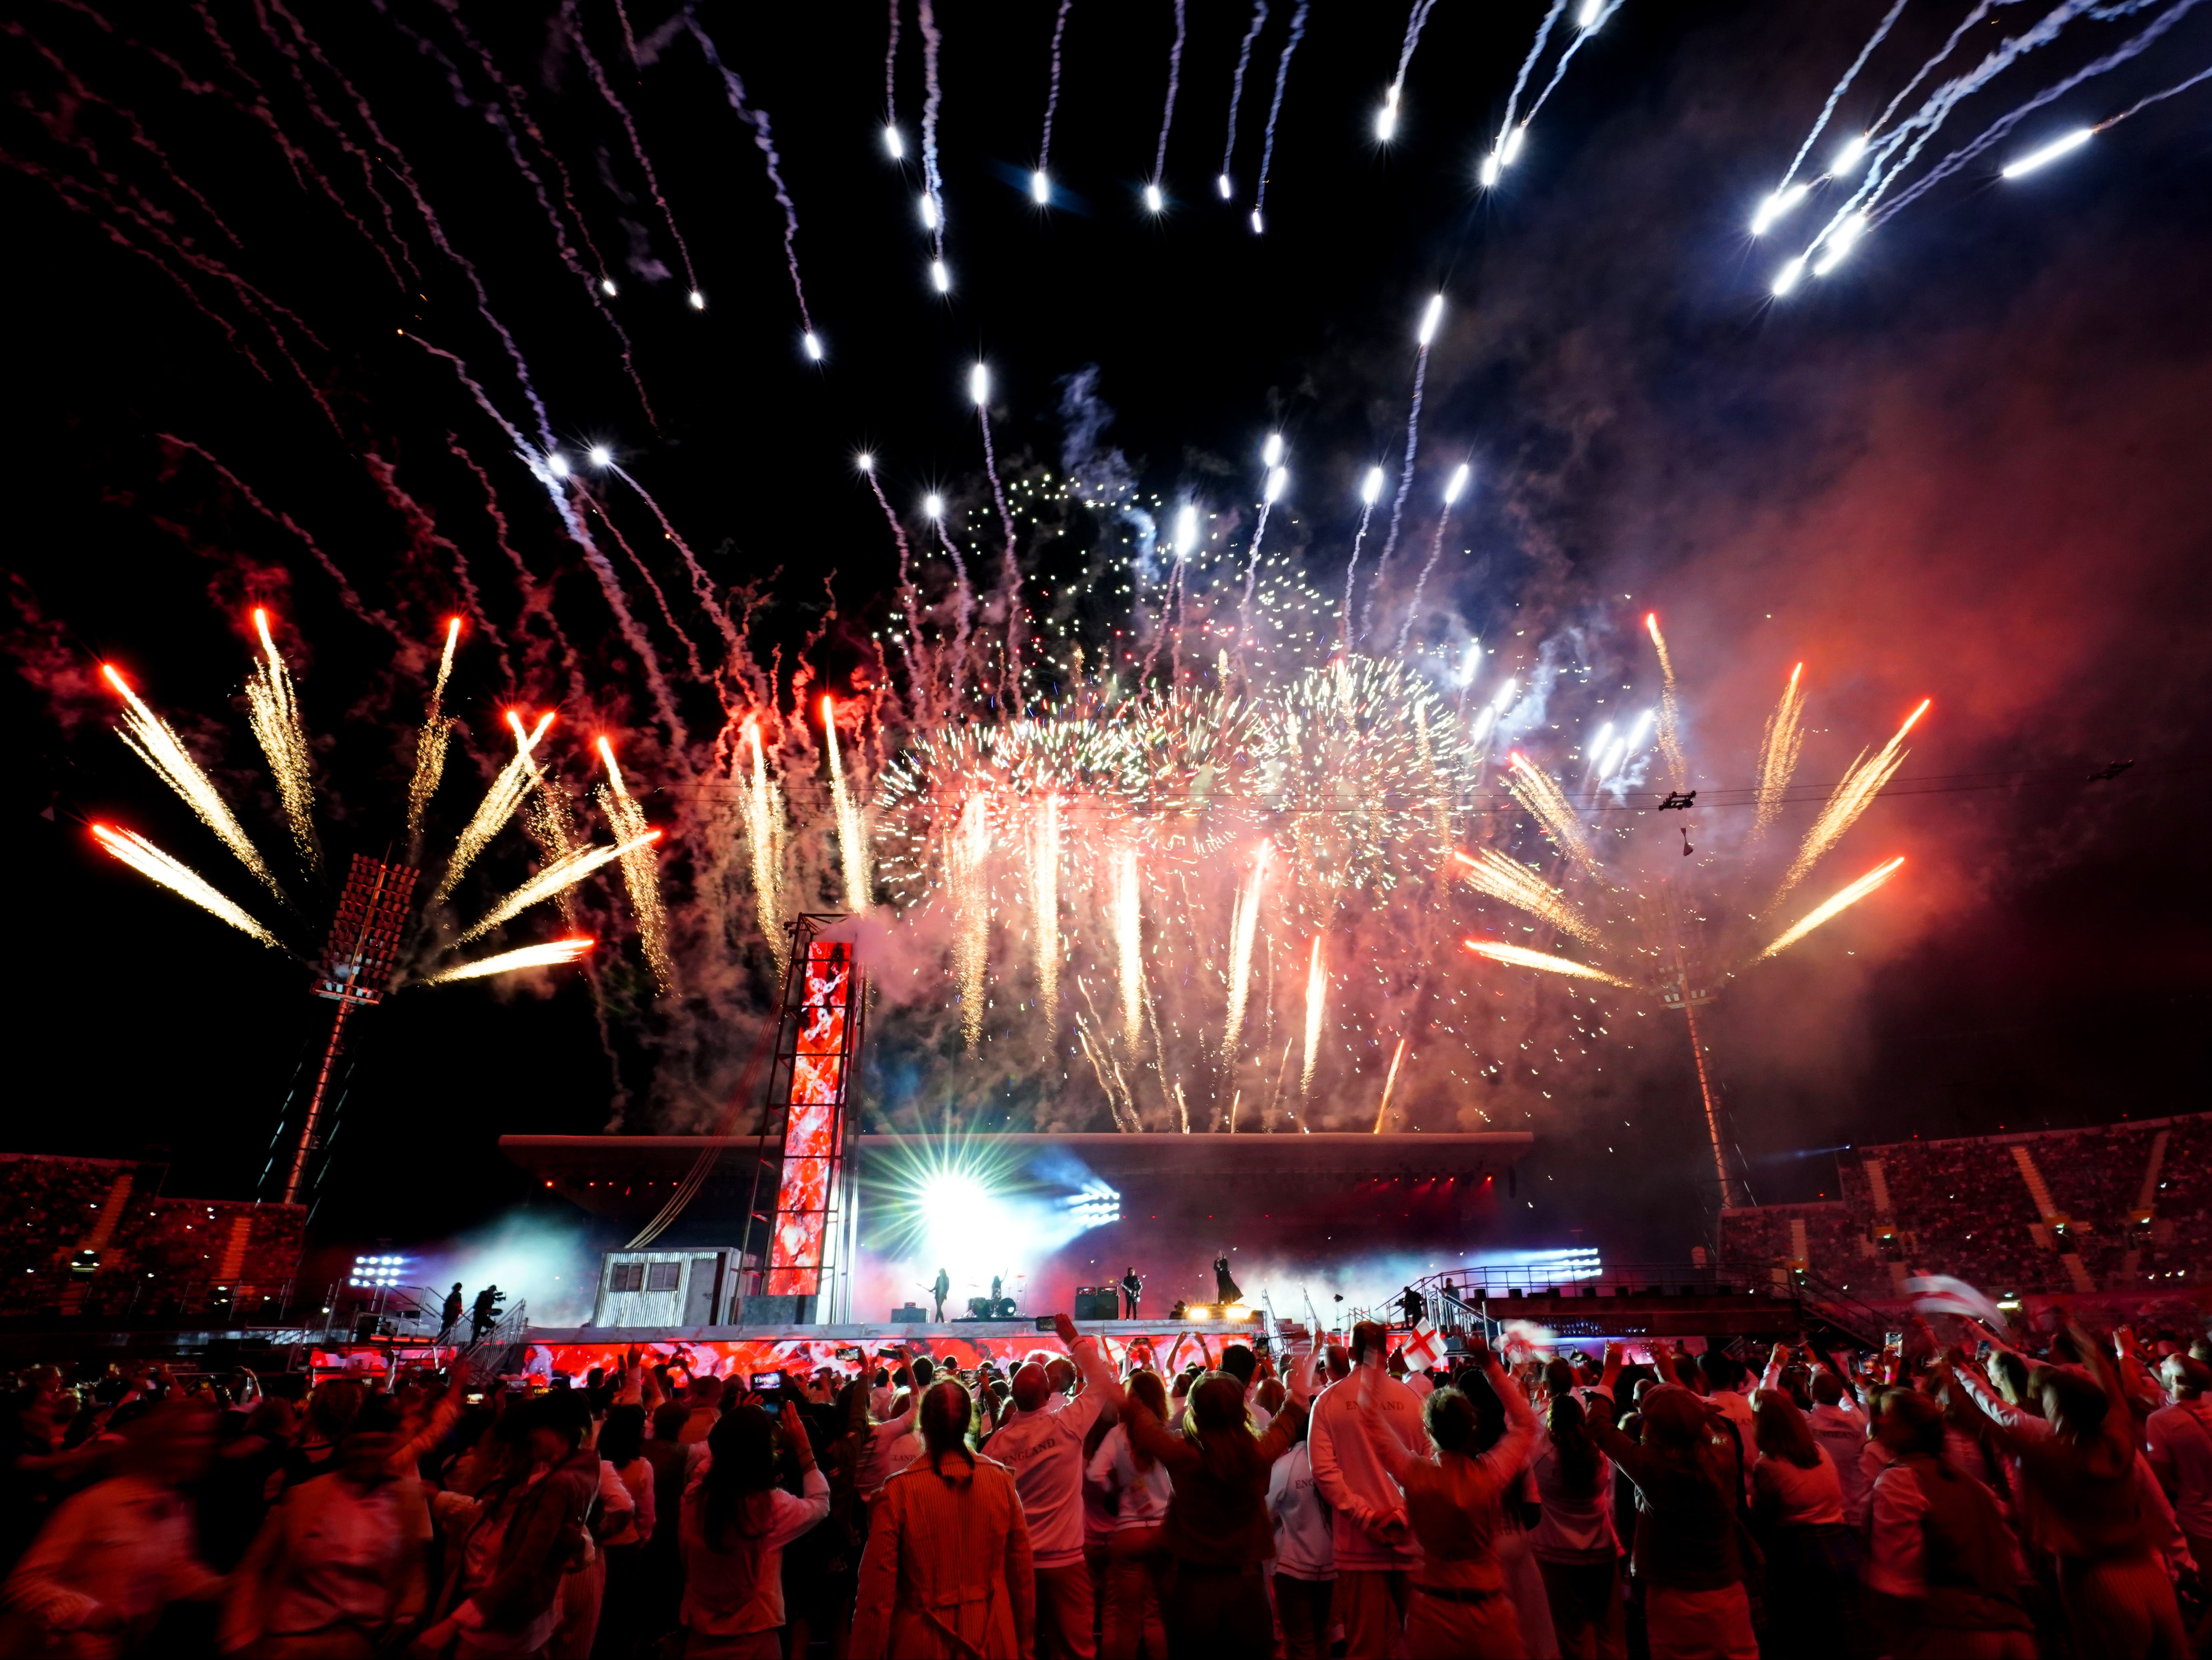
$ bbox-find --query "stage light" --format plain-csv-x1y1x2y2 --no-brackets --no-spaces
1223,1303,1250,1319
1188,1304,1212,1319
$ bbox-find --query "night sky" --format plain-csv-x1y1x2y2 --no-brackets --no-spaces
5,0,2209,1268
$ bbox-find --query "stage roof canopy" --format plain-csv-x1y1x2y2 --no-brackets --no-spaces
501,1132,1535,1219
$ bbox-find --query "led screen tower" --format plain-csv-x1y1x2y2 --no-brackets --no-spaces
744,916,866,1322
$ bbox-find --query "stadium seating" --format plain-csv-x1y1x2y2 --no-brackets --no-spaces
1723,1112,2211,1296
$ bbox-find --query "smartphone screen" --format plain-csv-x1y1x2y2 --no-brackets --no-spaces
750,1371,781,1391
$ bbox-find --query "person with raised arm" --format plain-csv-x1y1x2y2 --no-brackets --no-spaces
1947,1316,2187,1659
1308,1319,1427,1657
979,1312,1124,1660
1346,1336,1542,1658
1582,1370,1756,1660
1121,1331,1316,1655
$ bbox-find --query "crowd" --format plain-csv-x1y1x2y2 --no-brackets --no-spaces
0,1304,2209,1659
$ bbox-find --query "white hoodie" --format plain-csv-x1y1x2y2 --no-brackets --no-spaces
1268,1441,1337,1581
1308,1360,1426,1570
983,1336,1115,1569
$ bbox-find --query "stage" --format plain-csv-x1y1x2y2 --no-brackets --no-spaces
503,1130,1537,1328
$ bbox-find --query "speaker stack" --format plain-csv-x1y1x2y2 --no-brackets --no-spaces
1074,1286,1122,1321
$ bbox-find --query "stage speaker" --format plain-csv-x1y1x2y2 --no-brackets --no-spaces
1077,1288,1120,1320
891,1303,927,1322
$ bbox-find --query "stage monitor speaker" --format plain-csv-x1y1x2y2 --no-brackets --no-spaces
891,1303,927,1322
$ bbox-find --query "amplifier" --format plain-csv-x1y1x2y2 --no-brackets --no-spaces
891,1304,927,1322
1075,1288,1121,1321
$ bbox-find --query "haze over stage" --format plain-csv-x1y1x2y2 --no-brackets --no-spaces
502,1131,1535,1219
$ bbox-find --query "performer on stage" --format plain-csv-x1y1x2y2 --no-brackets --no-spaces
438,1282,464,1342
1213,1254,1242,1305
1121,1266,1143,1319
931,1267,950,1322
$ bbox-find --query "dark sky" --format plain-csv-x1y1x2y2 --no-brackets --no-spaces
4,0,2209,1264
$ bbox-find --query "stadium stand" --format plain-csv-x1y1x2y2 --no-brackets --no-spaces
1723,1111,2212,1297
0,1153,305,1319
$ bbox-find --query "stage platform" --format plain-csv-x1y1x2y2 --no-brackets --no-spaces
524,1317,1268,1346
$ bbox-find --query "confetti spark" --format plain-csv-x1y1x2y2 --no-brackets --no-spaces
245,609,317,871
103,664,285,903
422,936,593,986
1029,792,1061,1034
456,828,661,944
91,823,283,949
1463,937,1630,987
1757,855,1905,960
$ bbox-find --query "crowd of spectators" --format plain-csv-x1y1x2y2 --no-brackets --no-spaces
1726,1113,2212,1298
0,1156,304,1321
0,1300,2207,1658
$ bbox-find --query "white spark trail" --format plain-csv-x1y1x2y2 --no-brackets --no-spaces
103,664,285,902
92,824,283,948
457,829,661,944
1249,0,1310,230
1778,0,1912,191
422,936,592,986
1217,0,1270,196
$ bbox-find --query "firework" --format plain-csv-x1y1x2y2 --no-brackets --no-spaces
1248,0,1310,232
1221,840,1272,1064
596,738,674,993
1301,933,1325,1097
1504,752,1603,874
822,697,871,914
1757,855,1905,961
1772,698,1927,907
1463,937,1629,987
1453,849,1599,944
456,828,662,944
951,795,991,1048
406,617,462,855
1114,844,1143,1051
422,936,593,986
1216,0,1270,202
435,710,552,905
1752,661,1806,841
1149,0,1186,206
1644,613,1689,789
742,718,788,975
103,664,285,903
245,609,317,869
1371,1033,1408,1131
1029,793,1061,1032
2003,128,2093,177
91,824,283,949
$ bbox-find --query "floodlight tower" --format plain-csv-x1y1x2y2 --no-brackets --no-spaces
1643,877,1747,1211
271,854,417,1204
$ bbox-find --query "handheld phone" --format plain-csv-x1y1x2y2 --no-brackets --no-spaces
751,1371,781,1391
